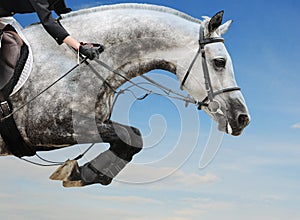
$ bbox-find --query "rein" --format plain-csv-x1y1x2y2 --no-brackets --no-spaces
0,49,197,123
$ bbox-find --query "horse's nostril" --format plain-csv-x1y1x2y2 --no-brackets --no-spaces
238,114,250,127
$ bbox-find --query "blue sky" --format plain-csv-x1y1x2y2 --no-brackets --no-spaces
1,0,300,219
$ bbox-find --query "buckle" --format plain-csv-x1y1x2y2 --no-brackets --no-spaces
0,101,11,118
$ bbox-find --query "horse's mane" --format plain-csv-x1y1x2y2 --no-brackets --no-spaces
61,3,201,24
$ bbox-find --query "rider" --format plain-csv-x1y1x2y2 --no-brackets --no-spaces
0,0,104,71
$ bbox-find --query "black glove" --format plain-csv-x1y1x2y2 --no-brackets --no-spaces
79,43,104,60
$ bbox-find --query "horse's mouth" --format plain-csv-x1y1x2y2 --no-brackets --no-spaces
225,124,243,136
216,117,231,135
216,113,250,136
201,104,250,136
216,116,245,136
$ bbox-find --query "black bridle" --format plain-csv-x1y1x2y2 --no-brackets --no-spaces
180,25,241,110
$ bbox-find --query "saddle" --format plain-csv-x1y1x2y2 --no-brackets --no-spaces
0,25,24,94
0,24,35,157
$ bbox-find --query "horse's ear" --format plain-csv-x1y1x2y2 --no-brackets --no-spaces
219,20,233,36
208,10,224,33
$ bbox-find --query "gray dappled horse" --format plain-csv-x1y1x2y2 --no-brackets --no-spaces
0,4,250,187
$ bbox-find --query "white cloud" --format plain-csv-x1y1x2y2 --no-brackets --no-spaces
171,171,219,186
181,197,235,210
260,194,285,203
88,195,163,205
292,122,300,129
173,197,235,218
116,164,219,189
174,208,206,217
0,193,15,199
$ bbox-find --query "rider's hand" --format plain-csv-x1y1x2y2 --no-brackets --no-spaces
79,43,104,60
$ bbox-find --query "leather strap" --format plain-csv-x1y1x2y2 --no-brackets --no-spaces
0,95,36,157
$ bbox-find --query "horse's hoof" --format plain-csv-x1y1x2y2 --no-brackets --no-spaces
63,180,85,188
62,177,112,187
49,160,80,181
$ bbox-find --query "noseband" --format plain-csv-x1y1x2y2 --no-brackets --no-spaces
180,25,241,110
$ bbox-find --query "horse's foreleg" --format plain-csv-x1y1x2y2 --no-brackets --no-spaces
79,120,143,186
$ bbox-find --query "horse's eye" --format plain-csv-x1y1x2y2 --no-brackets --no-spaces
213,58,226,69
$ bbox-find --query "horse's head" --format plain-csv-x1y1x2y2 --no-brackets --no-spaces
180,11,250,136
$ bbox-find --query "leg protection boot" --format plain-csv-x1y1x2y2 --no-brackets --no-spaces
81,150,128,186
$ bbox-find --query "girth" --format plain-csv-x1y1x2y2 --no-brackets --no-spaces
0,25,35,157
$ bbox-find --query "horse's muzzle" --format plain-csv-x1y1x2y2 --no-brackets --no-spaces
229,113,250,136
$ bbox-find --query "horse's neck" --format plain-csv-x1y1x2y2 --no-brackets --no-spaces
22,5,200,88
59,5,200,88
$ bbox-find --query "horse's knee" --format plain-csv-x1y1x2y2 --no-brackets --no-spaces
113,124,143,149
113,125,131,145
110,125,143,161
129,126,143,151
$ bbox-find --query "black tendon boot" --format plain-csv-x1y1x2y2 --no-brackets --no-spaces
62,150,127,187
81,150,128,186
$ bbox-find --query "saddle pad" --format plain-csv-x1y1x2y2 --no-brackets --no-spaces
0,17,33,96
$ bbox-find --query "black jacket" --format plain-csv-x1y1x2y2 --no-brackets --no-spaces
0,0,70,44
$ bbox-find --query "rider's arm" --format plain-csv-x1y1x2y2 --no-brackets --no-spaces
29,0,102,59
63,36,80,50
28,0,74,46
